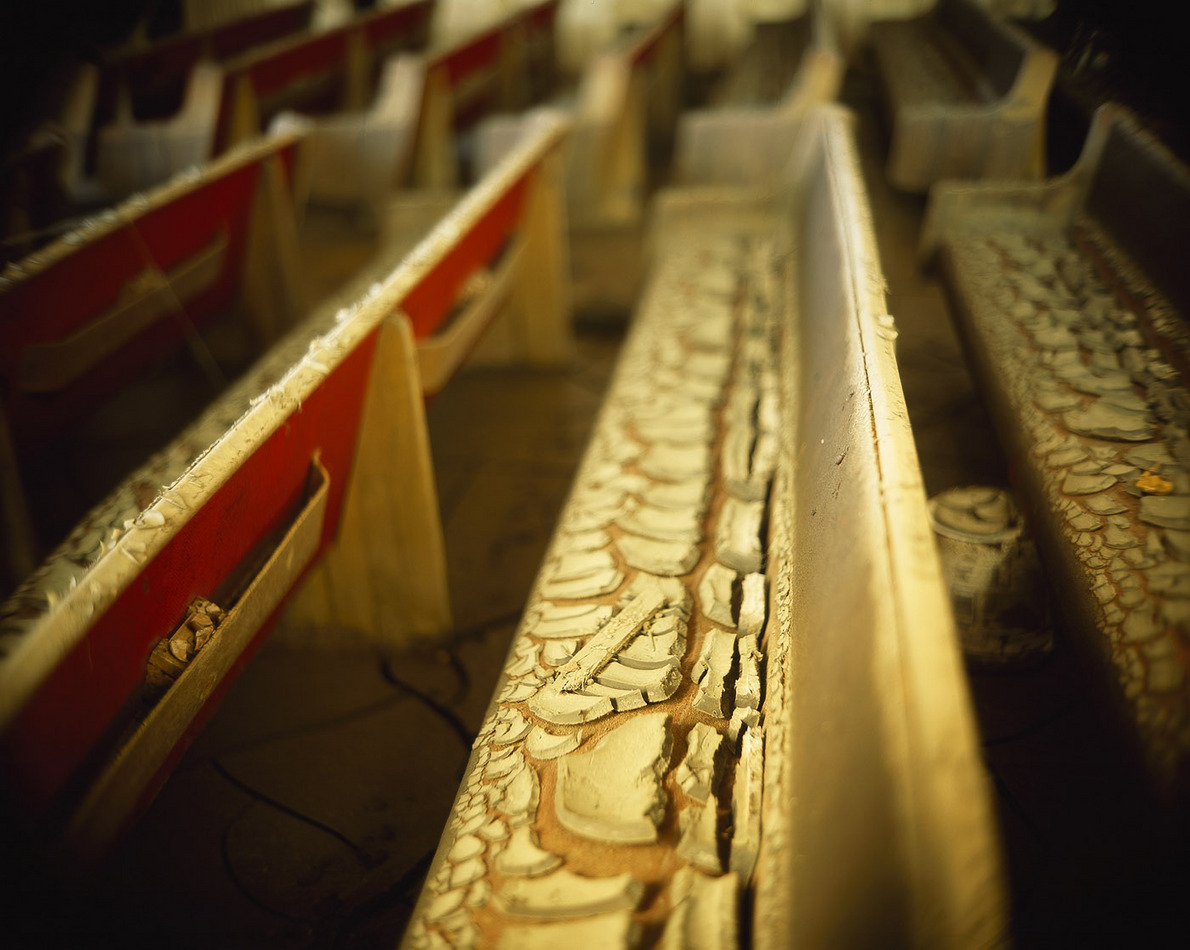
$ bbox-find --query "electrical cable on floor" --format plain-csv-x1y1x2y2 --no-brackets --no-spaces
988,765,1049,850
219,800,315,927
378,657,475,756
182,619,512,773
212,759,381,867
190,623,521,937
183,692,408,773
331,850,437,949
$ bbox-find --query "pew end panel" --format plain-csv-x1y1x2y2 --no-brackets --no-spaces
918,102,1144,268
128,1,433,184
357,0,435,89
94,2,316,133
274,54,427,214
94,60,225,199
291,1,557,211
409,3,562,193
567,2,686,232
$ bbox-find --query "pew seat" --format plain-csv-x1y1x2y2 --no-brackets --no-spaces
922,105,1190,799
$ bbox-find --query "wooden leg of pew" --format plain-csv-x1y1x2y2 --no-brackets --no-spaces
0,412,37,591
241,154,307,347
283,313,453,647
344,29,371,112
506,150,573,367
607,75,647,225
226,75,261,153
651,31,682,150
412,67,459,190
499,28,530,111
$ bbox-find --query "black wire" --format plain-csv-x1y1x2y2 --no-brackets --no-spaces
378,659,474,753
219,800,312,927
441,647,471,705
212,759,374,865
331,850,436,949
181,692,407,773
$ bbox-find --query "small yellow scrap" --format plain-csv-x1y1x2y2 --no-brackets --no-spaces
1137,470,1174,495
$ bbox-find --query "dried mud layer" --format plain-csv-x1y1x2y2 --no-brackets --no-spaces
404,230,780,949
943,213,1190,785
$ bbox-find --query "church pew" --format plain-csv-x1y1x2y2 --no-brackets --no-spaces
921,104,1190,800
566,0,685,228
869,0,1057,192
282,0,559,211
477,1,685,315
0,111,572,862
674,41,842,187
93,1,315,137
400,103,1005,950
0,3,315,217
0,131,306,592
94,0,435,196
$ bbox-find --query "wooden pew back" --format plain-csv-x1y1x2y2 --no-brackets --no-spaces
0,133,303,461
1080,108,1190,319
213,1,434,153
772,108,1005,946
934,0,1027,101
96,2,315,128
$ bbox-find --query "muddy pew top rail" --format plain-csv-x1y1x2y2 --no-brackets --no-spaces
869,0,1058,193
921,103,1190,801
0,112,573,863
400,103,1005,950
